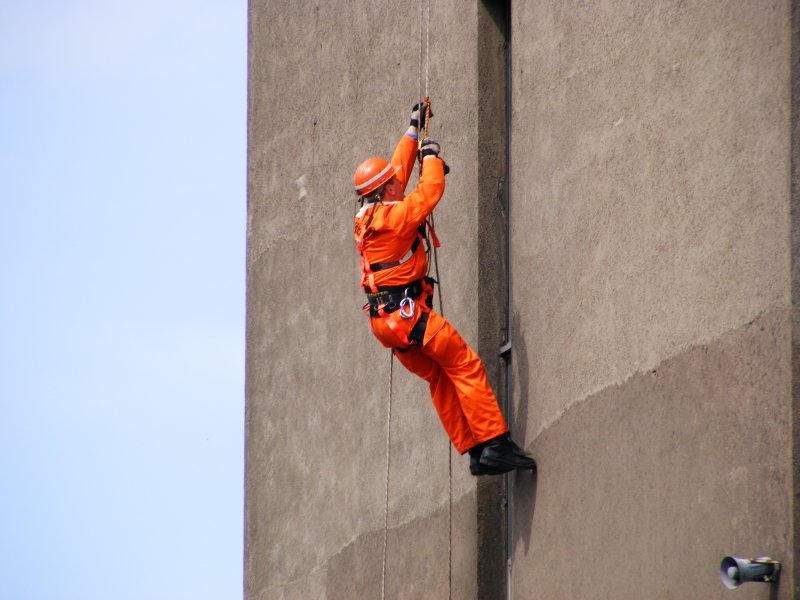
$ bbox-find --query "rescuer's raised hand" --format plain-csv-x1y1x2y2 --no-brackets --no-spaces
420,138,440,159
409,102,432,134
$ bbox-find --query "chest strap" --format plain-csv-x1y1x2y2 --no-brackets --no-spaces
369,236,421,272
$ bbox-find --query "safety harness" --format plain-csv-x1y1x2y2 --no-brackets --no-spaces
355,201,439,347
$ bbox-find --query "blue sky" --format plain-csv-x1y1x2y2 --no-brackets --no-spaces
0,1,246,598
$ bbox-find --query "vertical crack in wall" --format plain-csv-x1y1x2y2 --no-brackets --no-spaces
476,1,511,599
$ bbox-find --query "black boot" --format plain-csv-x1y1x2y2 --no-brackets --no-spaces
468,445,513,476
479,434,536,472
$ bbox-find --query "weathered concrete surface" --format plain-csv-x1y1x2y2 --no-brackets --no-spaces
246,1,490,598
514,308,791,599
511,0,790,437
259,491,477,599
790,3,800,597
509,1,794,598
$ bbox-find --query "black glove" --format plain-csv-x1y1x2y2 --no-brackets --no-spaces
410,102,433,130
420,138,440,159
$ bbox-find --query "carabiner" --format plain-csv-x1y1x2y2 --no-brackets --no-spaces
399,296,415,319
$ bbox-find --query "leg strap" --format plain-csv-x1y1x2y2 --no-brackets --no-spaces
408,310,429,346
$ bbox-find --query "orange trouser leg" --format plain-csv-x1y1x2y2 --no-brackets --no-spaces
393,311,508,454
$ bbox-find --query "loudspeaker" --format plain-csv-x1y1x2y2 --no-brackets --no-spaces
719,556,780,589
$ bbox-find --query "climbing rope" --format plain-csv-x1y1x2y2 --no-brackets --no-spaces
420,100,452,600
413,96,451,598
417,2,452,597
419,2,452,596
381,352,394,600
418,0,429,113
382,2,453,598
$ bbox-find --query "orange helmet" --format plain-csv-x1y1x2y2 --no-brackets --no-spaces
353,157,400,197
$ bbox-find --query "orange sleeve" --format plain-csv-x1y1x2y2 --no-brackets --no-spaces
385,156,445,237
390,133,419,193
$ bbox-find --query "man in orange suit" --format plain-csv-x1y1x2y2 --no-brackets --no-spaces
353,103,535,476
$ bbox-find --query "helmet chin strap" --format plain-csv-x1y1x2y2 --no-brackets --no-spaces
360,184,386,206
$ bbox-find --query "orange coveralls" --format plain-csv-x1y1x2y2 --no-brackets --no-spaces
354,133,508,454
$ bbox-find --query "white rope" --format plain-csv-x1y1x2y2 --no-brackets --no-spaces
383,4,450,598
418,3,452,597
425,0,430,100
381,352,394,600
418,0,424,115
417,0,431,129
448,441,452,599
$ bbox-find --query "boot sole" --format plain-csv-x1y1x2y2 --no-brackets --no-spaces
470,464,513,476
480,455,537,471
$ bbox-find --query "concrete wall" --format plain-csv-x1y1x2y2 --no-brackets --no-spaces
247,1,798,598
246,1,489,598
510,1,795,598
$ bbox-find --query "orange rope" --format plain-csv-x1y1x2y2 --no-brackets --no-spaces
424,95,431,140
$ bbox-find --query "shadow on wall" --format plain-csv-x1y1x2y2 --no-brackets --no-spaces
511,307,536,555
770,578,780,600
511,308,530,445
514,466,537,558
